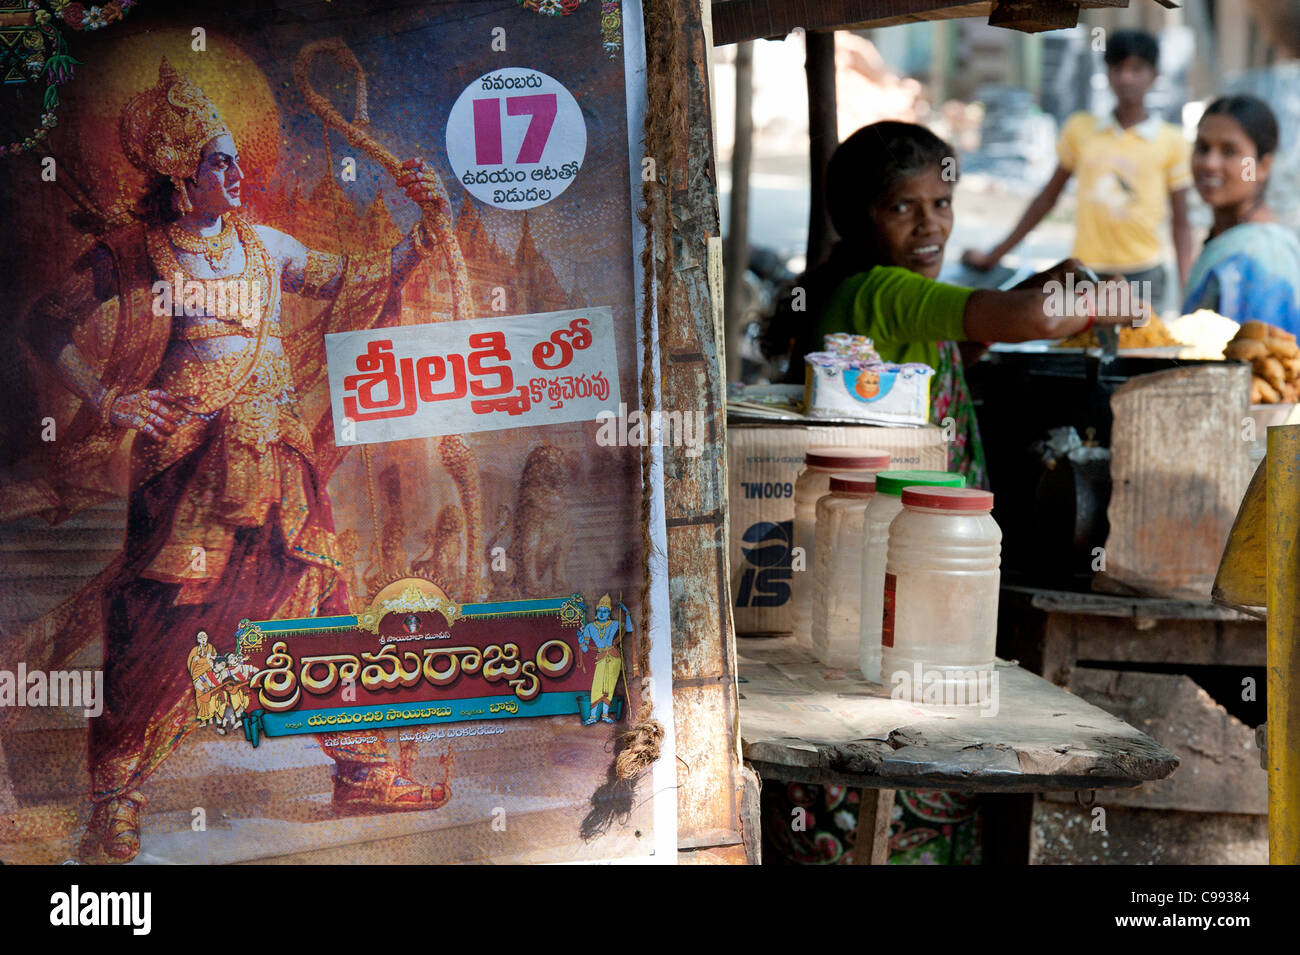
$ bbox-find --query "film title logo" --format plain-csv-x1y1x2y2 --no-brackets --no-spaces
325,307,621,444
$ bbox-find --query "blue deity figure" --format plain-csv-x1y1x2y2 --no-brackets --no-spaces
576,594,632,725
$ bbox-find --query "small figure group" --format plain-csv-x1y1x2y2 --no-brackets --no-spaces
186,630,258,735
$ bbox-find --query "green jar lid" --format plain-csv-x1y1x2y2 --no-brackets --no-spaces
874,469,964,497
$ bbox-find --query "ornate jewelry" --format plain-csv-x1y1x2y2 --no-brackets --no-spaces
167,219,235,269
301,249,343,297
98,385,123,427
148,214,271,334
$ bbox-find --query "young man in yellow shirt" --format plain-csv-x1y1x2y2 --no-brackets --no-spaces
964,29,1193,311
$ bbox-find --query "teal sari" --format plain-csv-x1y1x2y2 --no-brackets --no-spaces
1183,222,1300,335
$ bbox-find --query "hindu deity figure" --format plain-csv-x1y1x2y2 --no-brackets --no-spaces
14,59,456,863
216,651,257,730
186,630,220,726
576,594,632,725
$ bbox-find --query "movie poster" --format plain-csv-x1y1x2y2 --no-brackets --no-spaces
0,0,676,864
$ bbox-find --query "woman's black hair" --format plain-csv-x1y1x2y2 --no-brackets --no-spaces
1103,30,1159,70
761,121,957,375
1201,94,1280,159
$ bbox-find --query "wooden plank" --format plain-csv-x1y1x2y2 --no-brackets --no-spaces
738,636,1178,792
1067,618,1265,668
998,588,1265,681
1105,364,1253,599
707,0,1177,45
1043,669,1267,815
1014,585,1258,622
711,0,994,44
834,1,991,32
988,0,1080,31
739,761,763,864
852,787,894,864
655,0,745,855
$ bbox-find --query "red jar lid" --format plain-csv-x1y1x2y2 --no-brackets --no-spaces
829,472,876,494
901,486,994,511
805,447,891,470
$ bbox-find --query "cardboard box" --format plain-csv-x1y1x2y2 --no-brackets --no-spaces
728,421,947,635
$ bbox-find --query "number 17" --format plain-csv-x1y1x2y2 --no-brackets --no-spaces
473,93,558,166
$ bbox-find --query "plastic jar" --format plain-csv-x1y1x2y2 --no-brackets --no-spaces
858,469,964,682
810,473,876,667
880,486,1002,705
791,447,890,643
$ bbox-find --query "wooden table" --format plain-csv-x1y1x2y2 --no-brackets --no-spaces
736,635,1179,864
994,585,1267,864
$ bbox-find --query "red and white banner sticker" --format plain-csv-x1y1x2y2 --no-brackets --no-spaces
446,67,586,210
324,307,620,445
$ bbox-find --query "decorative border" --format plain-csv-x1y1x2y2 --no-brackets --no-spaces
0,1,136,157
235,593,575,641
513,0,621,59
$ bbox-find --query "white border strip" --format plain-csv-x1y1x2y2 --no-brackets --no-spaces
622,0,679,865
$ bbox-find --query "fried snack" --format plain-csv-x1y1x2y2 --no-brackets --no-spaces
1226,338,1269,361
1252,375,1281,404
1257,355,1287,392
1056,313,1183,349
1228,320,1300,404
1266,336,1300,359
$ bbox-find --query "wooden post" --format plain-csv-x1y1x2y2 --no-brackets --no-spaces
1022,30,1042,100
929,19,951,106
1216,0,1251,78
724,41,754,384
646,0,745,863
853,787,895,865
805,29,838,272
1266,424,1300,864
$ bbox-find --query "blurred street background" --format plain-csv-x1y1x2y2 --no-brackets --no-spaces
714,0,1300,379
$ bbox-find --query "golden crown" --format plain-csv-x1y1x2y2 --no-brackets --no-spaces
120,58,231,212
597,594,612,611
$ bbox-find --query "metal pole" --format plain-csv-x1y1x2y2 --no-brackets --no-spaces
1266,423,1300,864
724,41,754,384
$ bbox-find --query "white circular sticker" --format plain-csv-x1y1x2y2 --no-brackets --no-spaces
446,67,586,210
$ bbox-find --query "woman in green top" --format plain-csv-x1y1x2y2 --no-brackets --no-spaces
766,121,1128,488
761,123,1133,865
